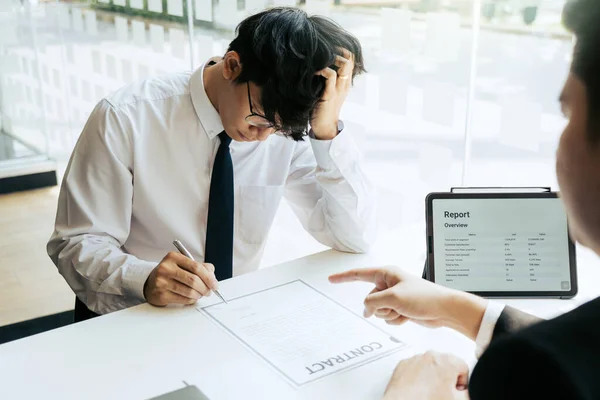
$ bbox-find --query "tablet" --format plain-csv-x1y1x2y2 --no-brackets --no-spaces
425,192,577,298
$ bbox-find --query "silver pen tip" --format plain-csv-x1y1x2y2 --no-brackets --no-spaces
216,290,228,304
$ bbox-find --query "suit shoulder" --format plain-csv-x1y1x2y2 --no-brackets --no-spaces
470,298,600,400
470,335,580,400
523,297,600,340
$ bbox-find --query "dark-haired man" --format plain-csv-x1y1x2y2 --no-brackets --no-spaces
331,0,600,399
48,8,375,319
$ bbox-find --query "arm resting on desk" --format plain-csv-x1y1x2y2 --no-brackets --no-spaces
47,100,155,314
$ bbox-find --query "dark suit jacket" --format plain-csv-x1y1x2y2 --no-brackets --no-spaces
469,297,600,400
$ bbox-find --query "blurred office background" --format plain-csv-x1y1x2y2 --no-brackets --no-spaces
0,0,571,330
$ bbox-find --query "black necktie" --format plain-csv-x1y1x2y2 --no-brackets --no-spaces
204,131,234,281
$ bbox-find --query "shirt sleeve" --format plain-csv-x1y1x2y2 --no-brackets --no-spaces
475,301,506,358
47,99,156,315
283,128,377,253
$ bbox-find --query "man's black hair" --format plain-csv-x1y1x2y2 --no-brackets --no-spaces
563,0,600,137
228,7,366,141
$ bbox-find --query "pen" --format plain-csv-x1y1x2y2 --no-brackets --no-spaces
173,240,228,304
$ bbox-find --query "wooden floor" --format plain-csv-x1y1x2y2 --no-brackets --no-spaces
0,183,321,327
0,187,74,326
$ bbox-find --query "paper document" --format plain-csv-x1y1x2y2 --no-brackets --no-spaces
201,280,407,386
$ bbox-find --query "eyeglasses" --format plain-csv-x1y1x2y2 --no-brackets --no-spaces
244,82,279,130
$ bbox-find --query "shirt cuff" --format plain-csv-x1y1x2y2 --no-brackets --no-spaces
309,129,358,172
475,301,506,358
121,260,157,301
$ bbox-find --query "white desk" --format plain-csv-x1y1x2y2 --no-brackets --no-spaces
1,227,599,400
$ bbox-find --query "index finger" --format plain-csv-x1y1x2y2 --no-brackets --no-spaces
328,268,384,284
338,47,354,63
174,254,219,291
334,55,353,88
316,67,337,100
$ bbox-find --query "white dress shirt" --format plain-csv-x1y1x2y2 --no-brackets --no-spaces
47,63,377,315
474,301,506,358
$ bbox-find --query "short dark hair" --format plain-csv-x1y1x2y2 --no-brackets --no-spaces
563,0,600,136
228,7,366,141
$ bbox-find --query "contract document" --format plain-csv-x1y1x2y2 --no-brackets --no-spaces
201,280,408,386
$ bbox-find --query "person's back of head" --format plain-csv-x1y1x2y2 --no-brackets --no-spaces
557,0,600,254
227,7,365,141
563,0,600,129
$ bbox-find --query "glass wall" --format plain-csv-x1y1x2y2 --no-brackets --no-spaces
468,0,570,189
0,0,53,176
265,0,571,265
0,0,571,265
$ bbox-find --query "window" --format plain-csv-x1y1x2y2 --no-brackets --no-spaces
0,0,571,268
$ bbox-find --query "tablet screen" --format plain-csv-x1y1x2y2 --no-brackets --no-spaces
431,197,573,293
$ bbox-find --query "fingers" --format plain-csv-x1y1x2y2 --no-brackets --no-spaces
449,356,470,388
172,268,210,297
168,279,203,300
335,48,354,73
206,263,216,273
375,308,401,321
334,53,354,90
370,288,401,321
422,352,469,389
314,48,355,105
334,56,351,79
153,263,204,300
329,268,383,284
147,270,198,306
194,263,219,291
339,47,355,64
167,252,219,291
147,255,221,307
371,304,408,325
387,352,470,396
163,290,198,305
321,51,354,94
385,315,409,326
330,267,405,294
316,67,336,101
364,288,397,317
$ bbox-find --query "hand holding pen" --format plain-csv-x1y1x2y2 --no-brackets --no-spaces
143,241,226,306
173,240,228,304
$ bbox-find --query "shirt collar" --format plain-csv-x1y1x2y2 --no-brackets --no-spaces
190,61,224,140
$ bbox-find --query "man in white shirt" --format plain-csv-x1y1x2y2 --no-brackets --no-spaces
47,8,376,318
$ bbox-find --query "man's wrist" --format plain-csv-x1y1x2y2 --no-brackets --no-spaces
442,290,488,341
311,120,342,140
122,260,158,301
